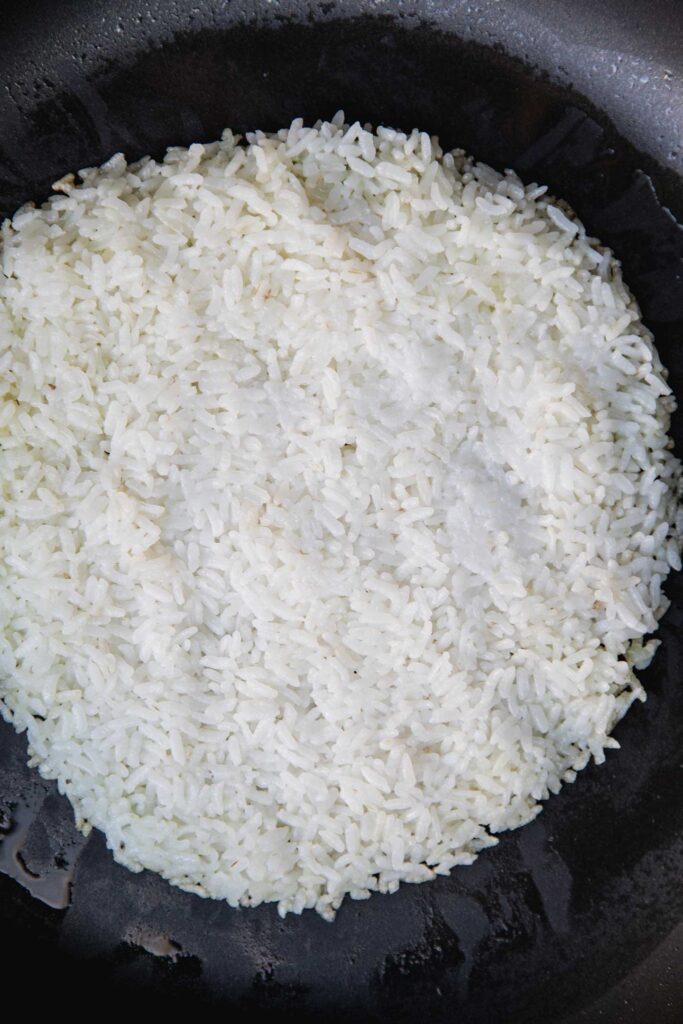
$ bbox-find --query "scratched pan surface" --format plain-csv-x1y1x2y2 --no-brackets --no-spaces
0,1,682,1021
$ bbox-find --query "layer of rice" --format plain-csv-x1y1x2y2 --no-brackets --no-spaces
0,114,680,919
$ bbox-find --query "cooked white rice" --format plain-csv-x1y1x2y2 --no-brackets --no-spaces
0,114,680,920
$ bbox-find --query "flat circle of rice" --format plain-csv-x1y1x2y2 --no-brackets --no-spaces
0,115,680,919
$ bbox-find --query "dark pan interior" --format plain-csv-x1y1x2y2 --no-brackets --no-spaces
0,4,682,1022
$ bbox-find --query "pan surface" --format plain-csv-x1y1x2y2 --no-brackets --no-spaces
0,2,682,1020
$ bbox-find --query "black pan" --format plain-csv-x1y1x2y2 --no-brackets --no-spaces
0,2,682,1020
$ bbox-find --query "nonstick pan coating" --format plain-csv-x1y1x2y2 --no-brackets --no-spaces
0,2,682,1021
